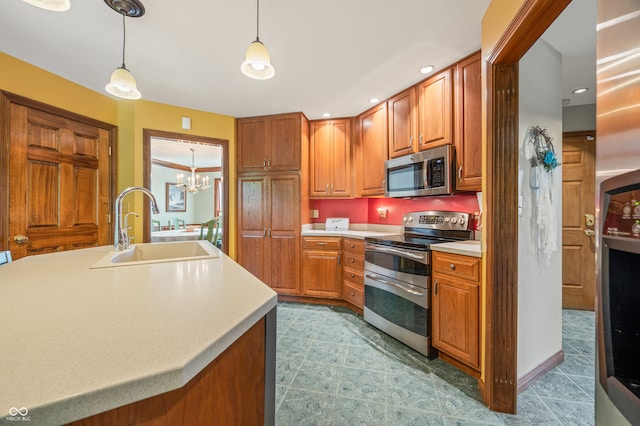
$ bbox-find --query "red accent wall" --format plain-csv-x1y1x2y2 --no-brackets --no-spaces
311,195,480,226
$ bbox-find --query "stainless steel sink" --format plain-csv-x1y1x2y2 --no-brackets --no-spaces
90,240,218,269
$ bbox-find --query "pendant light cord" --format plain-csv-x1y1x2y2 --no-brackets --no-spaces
255,0,260,42
121,10,127,68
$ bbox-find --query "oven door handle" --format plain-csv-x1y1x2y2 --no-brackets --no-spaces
365,274,425,296
365,244,425,261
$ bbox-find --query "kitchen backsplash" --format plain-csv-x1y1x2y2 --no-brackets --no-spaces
311,194,480,226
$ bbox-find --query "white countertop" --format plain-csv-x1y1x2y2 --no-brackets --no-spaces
430,240,482,258
0,245,277,425
301,229,400,239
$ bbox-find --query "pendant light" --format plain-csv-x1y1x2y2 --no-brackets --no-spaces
241,0,275,80
104,0,145,100
21,0,70,11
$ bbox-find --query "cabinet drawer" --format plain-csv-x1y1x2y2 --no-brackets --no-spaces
342,238,364,253
342,266,364,285
342,251,364,269
302,237,342,250
432,251,480,282
342,280,364,309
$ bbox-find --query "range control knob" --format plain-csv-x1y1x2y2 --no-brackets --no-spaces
635,205,640,216
459,217,466,225
451,217,458,224
444,217,450,223
407,216,414,223
633,222,640,235
403,216,408,223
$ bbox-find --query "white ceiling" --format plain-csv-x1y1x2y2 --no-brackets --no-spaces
0,0,596,165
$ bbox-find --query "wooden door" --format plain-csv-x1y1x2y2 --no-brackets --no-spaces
562,131,596,310
237,117,268,172
266,174,300,294
309,121,332,196
302,249,342,298
454,53,482,191
237,175,268,282
328,119,352,197
388,88,417,158
417,68,453,150
7,103,111,259
359,104,388,196
268,114,300,171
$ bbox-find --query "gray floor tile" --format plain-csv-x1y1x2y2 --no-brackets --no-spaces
306,340,348,366
388,407,446,425
503,393,561,425
337,366,390,403
291,361,342,394
542,398,595,426
330,397,387,425
530,372,593,403
556,353,594,378
276,388,335,426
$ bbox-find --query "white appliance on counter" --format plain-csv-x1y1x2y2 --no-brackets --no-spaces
325,217,350,231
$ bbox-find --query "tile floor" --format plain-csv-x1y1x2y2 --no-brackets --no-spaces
275,302,595,425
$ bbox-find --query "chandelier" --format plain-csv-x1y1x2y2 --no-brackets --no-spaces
176,148,212,194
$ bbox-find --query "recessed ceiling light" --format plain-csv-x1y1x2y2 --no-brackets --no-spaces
369,97,380,104
572,87,589,94
322,112,331,118
419,65,434,74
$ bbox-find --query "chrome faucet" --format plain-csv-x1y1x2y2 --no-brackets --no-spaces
114,186,160,251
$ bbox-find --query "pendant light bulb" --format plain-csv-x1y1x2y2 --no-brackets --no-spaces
21,0,70,11
105,66,141,99
241,0,274,80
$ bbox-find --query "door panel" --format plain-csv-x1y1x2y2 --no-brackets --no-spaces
562,132,596,310
8,103,111,259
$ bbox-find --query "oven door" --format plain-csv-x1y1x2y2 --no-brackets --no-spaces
364,242,428,286
364,270,431,356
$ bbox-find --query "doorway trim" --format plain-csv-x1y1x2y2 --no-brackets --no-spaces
482,0,571,413
142,129,229,253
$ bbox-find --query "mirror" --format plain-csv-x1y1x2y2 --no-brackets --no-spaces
143,129,229,253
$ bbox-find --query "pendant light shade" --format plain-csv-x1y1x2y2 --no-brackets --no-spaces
241,0,275,80
21,0,70,11
104,0,145,100
105,66,141,99
241,39,275,80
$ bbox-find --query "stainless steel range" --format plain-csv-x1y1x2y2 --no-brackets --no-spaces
364,210,474,357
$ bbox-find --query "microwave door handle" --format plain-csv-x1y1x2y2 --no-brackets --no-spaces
424,159,431,189
365,274,425,296
365,244,424,261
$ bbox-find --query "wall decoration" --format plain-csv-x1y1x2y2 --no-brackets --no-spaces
524,126,561,267
166,182,187,212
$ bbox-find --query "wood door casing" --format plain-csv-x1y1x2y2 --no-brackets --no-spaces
7,101,111,259
562,131,596,310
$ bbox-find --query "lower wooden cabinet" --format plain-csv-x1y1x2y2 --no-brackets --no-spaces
301,237,342,298
432,251,481,371
342,238,365,308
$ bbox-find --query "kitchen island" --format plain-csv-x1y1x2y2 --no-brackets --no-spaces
0,244,277,425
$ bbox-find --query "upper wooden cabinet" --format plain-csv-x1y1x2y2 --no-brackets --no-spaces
387,88,417,159
417,68,453,150
357,103,388,197
454,52,482,191
237,113,306,172
309,119,352,198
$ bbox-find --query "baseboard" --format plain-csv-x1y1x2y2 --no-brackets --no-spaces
517,350,564,393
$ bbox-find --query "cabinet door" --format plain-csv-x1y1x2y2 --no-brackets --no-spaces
269,114,301,171
432,274,480,370
237,176,268,281
417,68,453,150
237,117,268,172
454,53,482,191
302,249,342,298
388,88,417,158
309,121,332,197
359,104,388,197
267,175,300,294
329,119,352,197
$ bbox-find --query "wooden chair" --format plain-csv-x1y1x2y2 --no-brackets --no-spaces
151,219,161,231
168,218,185,230
199,217,220,245
0,250,12,265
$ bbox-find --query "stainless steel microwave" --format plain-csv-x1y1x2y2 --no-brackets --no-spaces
385,145,454,197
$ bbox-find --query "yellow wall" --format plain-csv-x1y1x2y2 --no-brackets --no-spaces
480,0,527,383
0,53,237,257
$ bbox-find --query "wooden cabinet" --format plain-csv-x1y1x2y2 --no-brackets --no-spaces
387,87,417,159
237,174,300,295
309,119,352,198
357,103,388,197
237,113,304,172
342,238,365,309
454,52,482,191
417,68,453,150
301,237,342,298
432,251,481,371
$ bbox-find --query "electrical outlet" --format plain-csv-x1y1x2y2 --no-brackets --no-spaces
310,209,319,218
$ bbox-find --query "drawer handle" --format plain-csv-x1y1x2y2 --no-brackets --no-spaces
450,263,456,271
316,242,327,246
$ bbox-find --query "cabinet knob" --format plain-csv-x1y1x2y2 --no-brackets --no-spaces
350,273,355,278
350,292,355,297
349,243,354,248
350,258,355,263
450,263,456,271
